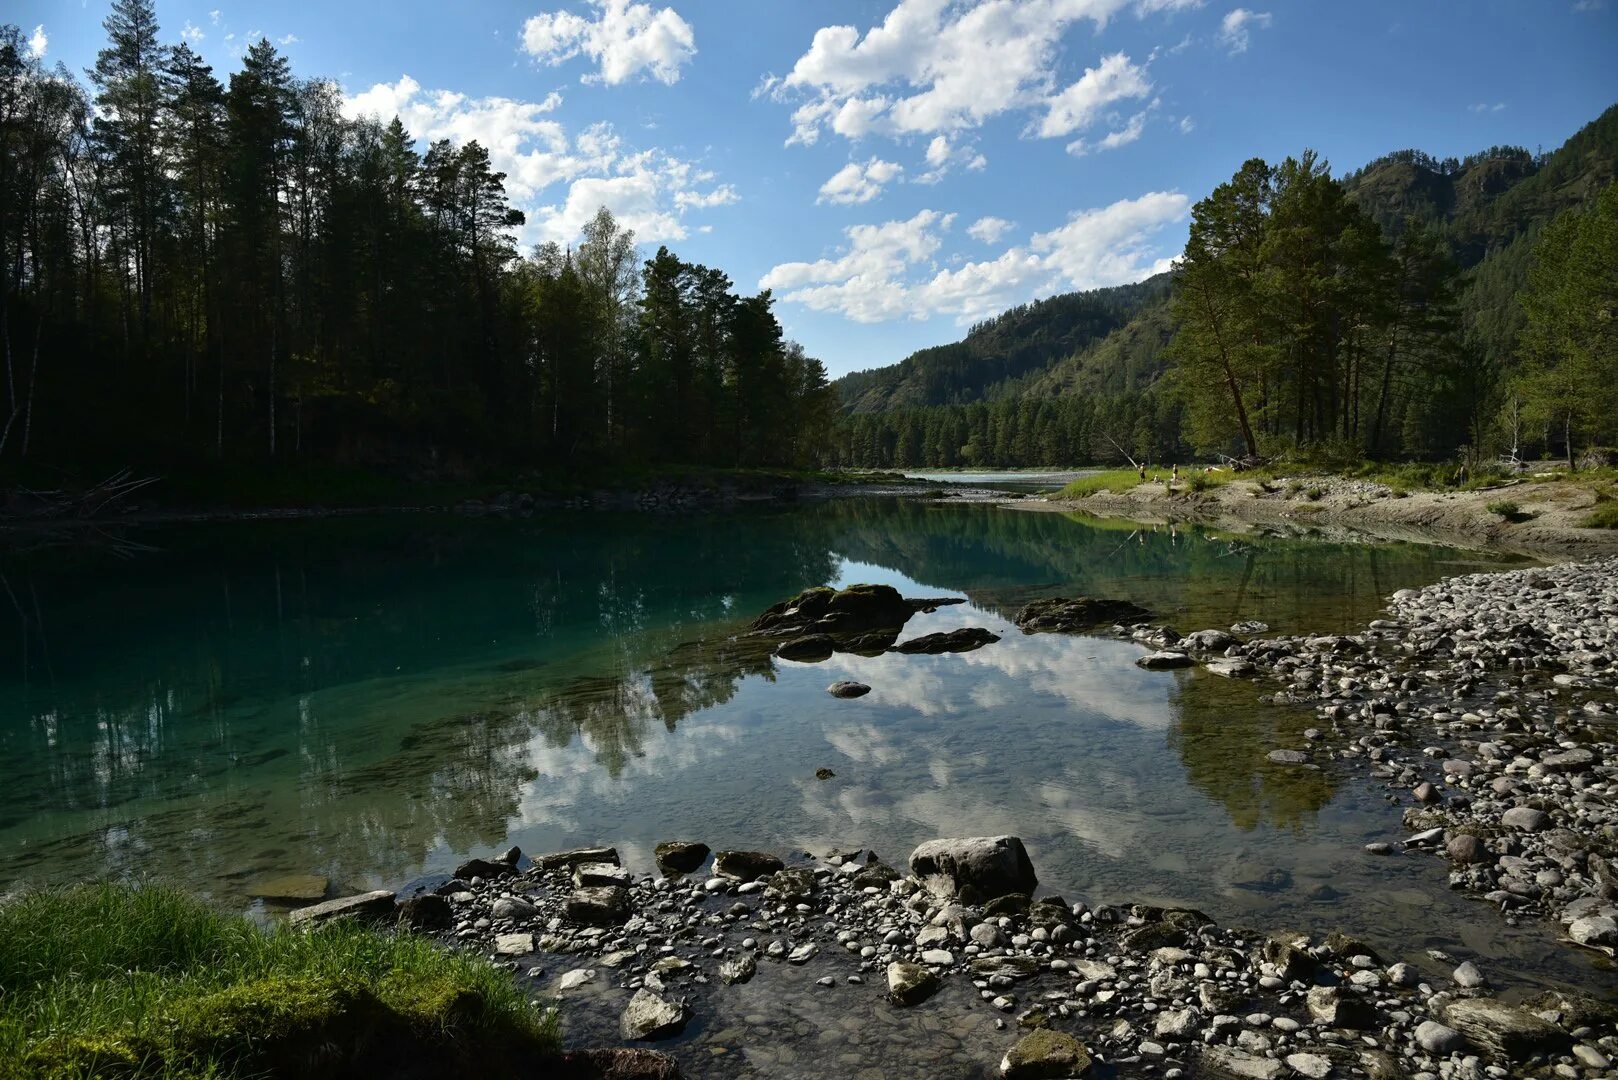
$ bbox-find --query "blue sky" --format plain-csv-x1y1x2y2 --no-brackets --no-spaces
16,1,1617,377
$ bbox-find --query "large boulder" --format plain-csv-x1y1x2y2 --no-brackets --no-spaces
712,850,784,881
538,846,620,870
286,889,396,928
1014,596,1152,634
619,989,689,1041
1439,997,1571,1061
654,840,710,875
752,584,963,637
909,836,1037,904
1000,1029,1092,1078
886,961,940,1006
775,634,836,662
890,627,1000,654
565,885,631,926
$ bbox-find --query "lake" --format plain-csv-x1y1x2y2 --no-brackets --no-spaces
0,498,1607,991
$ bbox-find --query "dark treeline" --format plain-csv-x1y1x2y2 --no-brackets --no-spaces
0,6,834,477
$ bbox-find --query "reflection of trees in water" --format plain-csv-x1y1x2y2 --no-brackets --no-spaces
1168,673,1334,831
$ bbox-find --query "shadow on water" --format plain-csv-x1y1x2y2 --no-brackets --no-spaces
5,498,1607,994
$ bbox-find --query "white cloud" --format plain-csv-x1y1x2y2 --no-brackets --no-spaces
818,157,905,205
342,75,734,246
210,9,223,25
278,33,300,45
1067,108,1148,155
967,216,1015,244
1218,8,1271,54
916,133,988,184
26,24,47,59
521,0,696,86
1040,52,1151,137
1468,102,1507,113
1178,114,1195,133
182,21,205,43
761,191,1187,325
770,0,1178,147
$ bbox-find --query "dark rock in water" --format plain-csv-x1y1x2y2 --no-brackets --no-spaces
455,857,515,880
432,877,469,896
827,680,872,698
565,885,631,926
1000,1029,1092,1078
891,627,1000,654
619,989,689,1041
815,767,836,780
751,583,964,638
654,840,709,875
886,960,940,1006
540,846,620,870
712,849,784,881
496,845,522,865
1136,650,1194,670
286,889,396,928
983,893,1032,918
776,634,836,662
764,867,817,903
909,836,1037,903
247,873,330,902
1439,997,1571,1060
1306,985,1377,1030
1323,930,1383,964
840,631,899,655
1014,596,1153,634
1521,988,1618,1030
396,893,452,931
850,861,901,890
559,1048,683,1079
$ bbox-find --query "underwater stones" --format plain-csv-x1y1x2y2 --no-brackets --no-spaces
565,885,631,926
620,988,689,1041
454,857,514,880
775,634,836,662
890,627,1000,654
719,954,757,985
654,840,709,875
886,961,940,1006
1266,749,1311,765
712,850,784,881
909,836,1037,903
827,680,871,698
1135,650,1195,670
286,889,396,928
1013,596,1152,634
247,873,330,903
1000,1029,1092,1078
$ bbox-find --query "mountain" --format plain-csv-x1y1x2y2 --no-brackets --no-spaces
835,104,1618,420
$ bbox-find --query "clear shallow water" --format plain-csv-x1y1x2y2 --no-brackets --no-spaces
900,469,1094,491
0,500,1609,991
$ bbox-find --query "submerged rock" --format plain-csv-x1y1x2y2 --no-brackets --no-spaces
1000,1029,1091,1078
890,627,1000,654
827,680,871,698
286,889,396,928
1014,596,1152,634
712,849,784,881
1136,650,1194,670
619,989,689,1041
559,1048,683,1079
886,961,940,1006
909,835,1037,903
653,840,709,875
247,873,330,902
775,634,836,662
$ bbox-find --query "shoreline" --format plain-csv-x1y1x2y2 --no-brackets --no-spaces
1020,475,1618,560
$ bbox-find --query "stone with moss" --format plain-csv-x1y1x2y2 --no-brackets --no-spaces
1000,1028,1092,1077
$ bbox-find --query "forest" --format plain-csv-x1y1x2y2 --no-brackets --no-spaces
0,6,836,481
828,107,1618,471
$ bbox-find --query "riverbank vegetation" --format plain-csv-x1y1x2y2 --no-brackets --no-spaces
0,7,835,484
0,883,556,1079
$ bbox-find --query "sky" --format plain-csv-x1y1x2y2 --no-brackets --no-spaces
15,1,1618,378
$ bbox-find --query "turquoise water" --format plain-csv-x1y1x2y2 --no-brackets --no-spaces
1,499,1604,988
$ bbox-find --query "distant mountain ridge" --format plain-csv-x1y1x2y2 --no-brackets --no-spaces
835,103,1618,415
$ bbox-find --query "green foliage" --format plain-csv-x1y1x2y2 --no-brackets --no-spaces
0,883,556,1079
1583,500,1618,529
1058,469,1146,498
1303,486,1324,501
1485,499,1531,522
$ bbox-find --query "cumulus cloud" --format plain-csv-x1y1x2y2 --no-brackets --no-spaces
1468,102,1507,113
342,75,734,246
1179,114,1195,133
1067,108,1149,155
182,21,205,43
278,33,300,45
1039,52,1151,137
818,157,905,205
26,24,47,59
769,0,1179,147
1218,8,1271,54
916,133,987,183
761,191,1187,325
967,216,1015,244
521,0,695,85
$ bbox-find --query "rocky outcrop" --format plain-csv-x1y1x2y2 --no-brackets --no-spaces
1013,596,1152,634
286,889,396,928
712,850,784,881
750,584,965,662
619,989,689,1040
827,680,872,698
653,841,710,875
908,836,1037,903
1000,1029,1091,1078
890,627,999,654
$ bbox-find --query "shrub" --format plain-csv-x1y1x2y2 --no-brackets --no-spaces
1485,499,1532,523
1583,501,1618,529
1059,469,1144,498
1304,487,1324,501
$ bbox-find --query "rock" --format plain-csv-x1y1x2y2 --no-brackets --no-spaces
654,841,710,875
1306,986,1375,1030
887,961,940,1006
1267,749,1312,765
494,932,535,956
909,836,1038,903
788,943,818,964
619,989,689,1041
1155,1006,1202,1038
719,954,756,985
1000,1029,1092,1078
1014,596,1153,634
556,968,596,991
1452,960,1486,988
1415,1020,1466,1055
1197,1046,1286,1080
1445,833,1489,864
891,627,1000,654
764,867,817,903
286,889,396,928
920,948,954,966
1182,628,1237,652
815,767,836,780
247,873,331,902
558,1048,683,1080
565,886,631,926
1501,806,1551,832
396,893,452,931
454,857,514,880
751,584,961,638
1568,915,1618,949
1284,1053,1332,1079
573,862,632,888
970,955,1041,980
712,850,784,881
491,895,539,921
1136,650,1194,670
828,680,871,698
538,846,620,870
1439,997,1571,1061
776,634,836,662
1205,658,1256,678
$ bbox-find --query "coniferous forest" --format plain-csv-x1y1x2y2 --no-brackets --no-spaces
0,6,836,480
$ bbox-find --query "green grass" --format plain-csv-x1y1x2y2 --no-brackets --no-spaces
1583,498,1618,529
0,883,557,1080
1057,468,1147,498
1485,499,1533,523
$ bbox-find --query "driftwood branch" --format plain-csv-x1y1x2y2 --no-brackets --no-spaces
6,468,160,521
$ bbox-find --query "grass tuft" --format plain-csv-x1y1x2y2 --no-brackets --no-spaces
1058,469,1147,498
1582,499,1618,529
0,883,557,1080
1485,500,1533,523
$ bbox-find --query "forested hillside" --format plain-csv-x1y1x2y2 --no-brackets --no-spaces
830,105,1618,470
0,7,835,482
